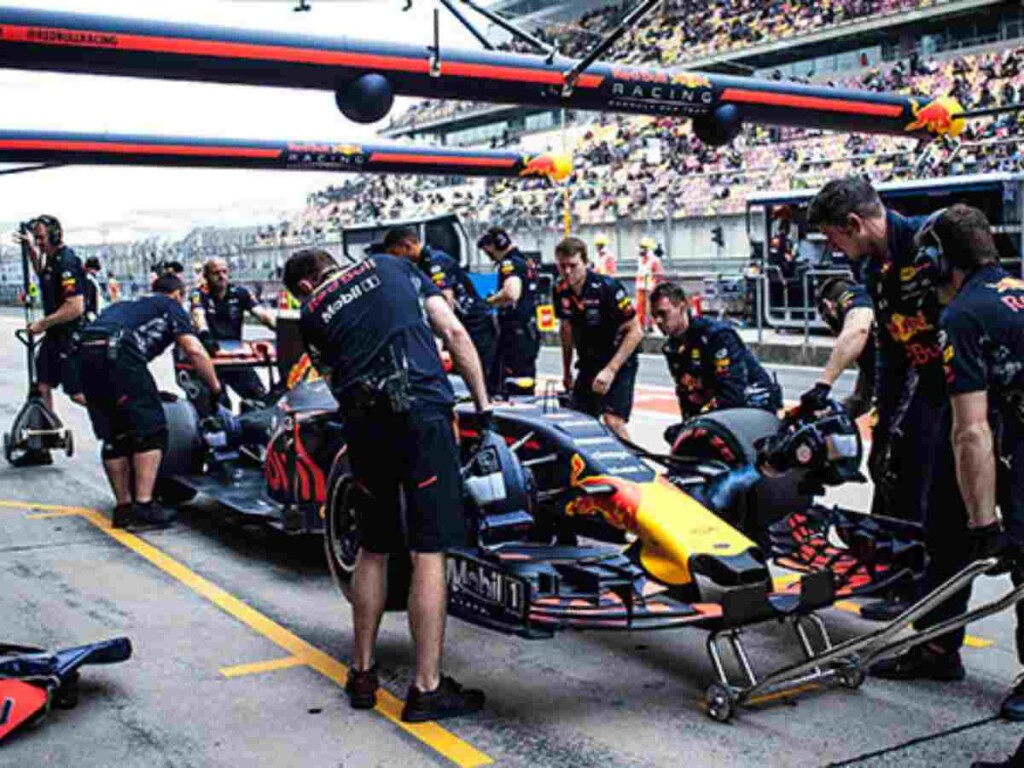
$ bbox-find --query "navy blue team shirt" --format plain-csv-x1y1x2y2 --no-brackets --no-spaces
862,210,944,418
942,264,1024,422
496,248,538,328
85,294,194,362
554,270,637,370
39,245,86,342
664,316,777,417
418,246,492,330
190,283,257,340
299,255,454,408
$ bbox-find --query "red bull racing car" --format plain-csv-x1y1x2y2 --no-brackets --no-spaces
156,320,1020,721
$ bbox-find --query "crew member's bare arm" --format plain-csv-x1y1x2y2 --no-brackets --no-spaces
250,304,277,330
176,333,223,396
29,295,84,335
951,390,998,529
560,318,574,391
820,307,873,386
425,295,489,412
487,276,522,308
593,317,643,395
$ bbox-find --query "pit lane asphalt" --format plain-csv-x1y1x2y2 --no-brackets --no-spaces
0,308,1021,767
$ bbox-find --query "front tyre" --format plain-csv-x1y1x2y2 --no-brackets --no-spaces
323,463,410,611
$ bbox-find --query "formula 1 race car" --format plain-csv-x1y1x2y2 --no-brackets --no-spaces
156,321,1023,721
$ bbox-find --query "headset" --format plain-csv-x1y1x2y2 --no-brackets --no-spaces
913,207,952,284
30,214,63,248
477,227,511,252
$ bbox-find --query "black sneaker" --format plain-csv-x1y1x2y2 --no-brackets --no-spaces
401,675,485,723
870,645,965,682
345,666,379,710
111,503,134,529
860,596,913,622
11,450,53,467
132,501,176,527
1001,677,1024,722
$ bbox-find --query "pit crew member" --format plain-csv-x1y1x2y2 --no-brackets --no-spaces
383,226,497,393
14,216,86,463
554,237,643,441
800,275,876,418
480,227,539,394
284,247,491,723
78,274,222,528
808,175,968,670
190,257,276,402
651,281,781,443
929,205,1024,720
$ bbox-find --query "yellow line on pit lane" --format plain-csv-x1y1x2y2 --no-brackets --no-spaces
0,500,493,768
220,656,305,679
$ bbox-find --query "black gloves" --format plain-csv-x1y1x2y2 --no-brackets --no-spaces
198,329,220,356
477,409,494,433
968,522,1015,574
799,381,832,414
195,386,227,419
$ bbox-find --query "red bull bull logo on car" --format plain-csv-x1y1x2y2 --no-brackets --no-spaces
904,96,965,137
564,454,642,533
670,72,712,88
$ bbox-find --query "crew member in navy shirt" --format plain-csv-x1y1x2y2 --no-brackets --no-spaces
652,281,781,435
808,175,968,667
930,204,1024,720
284,247,490,723
553,237,642,440
479,227,539,394
79,274,222,528
190,257,276,402
15,216,86,443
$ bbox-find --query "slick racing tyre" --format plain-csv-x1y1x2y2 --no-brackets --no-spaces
324,455,411,612
155,396,200,505
673,408,812,541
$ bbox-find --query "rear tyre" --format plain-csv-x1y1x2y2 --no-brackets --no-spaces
3,432,12,464
64,430,74,458
323,462,411,612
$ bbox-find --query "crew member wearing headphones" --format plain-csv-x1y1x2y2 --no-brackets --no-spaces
190,258,276,403
923,204,1024,721
78,274,222,528
479,227,539,395
808,176,967,671
14,215,85,465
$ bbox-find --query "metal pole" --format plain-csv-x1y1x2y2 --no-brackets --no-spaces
437,0,494,49
562,0,662,96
